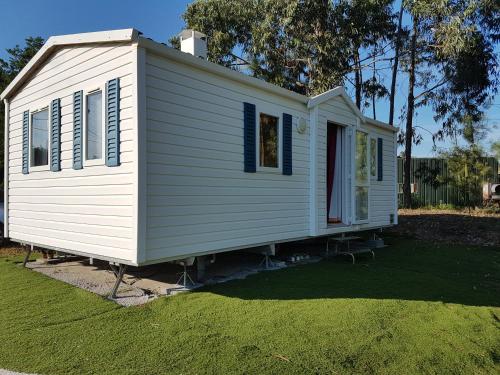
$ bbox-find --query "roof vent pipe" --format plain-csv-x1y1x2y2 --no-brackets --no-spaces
179,29,207,59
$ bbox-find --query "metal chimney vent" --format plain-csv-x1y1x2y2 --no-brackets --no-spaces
179,29,207,59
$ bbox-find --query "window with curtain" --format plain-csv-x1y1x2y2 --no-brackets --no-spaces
259,113,279,168
31,109,49,167
86,90,102,160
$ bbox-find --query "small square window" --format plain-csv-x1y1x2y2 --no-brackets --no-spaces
259,113,279,168
31,109,49,167
86,91,103,160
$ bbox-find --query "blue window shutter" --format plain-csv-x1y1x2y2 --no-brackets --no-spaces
105,78,120,167
282,113,293,175
243,102,256,173
73,91,83,170
50,98,61,171
377,137,383,181
22,110,29,174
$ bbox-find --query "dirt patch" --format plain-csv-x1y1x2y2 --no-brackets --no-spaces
389,209,500,247
0,245,26,257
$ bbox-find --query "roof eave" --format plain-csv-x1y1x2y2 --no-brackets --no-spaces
0,28,139,101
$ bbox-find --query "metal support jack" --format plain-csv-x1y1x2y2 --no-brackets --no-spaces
259,253,276,269
109,263,127,299
22,244,33,267
176,262,195,287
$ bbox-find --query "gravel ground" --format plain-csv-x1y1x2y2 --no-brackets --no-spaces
0,370,37,375
24,252,315,306
389,209,500,246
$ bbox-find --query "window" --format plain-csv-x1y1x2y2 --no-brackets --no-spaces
86,90,103,160
355,131,368,183
31,109,49,167
355,130,369,221
355,187,369,221
259,113,279,168
370,138,377,178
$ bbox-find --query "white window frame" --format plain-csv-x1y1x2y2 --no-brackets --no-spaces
83,85,106,167
28,106,50,172
353,128,370,224
256,105,282,173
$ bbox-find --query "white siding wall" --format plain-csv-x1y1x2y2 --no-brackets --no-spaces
7,43,137,264
366,125,396,227
144,52,311,263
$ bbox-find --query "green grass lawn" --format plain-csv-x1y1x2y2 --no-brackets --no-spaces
0,238,499,374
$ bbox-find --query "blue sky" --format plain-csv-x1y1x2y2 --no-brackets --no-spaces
0,0,498,156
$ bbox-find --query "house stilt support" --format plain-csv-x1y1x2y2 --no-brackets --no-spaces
22,245,33,267
109,263,127,299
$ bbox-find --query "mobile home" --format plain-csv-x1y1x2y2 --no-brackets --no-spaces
1,29,398,269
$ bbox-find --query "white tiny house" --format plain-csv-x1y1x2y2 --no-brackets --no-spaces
2,29,398,268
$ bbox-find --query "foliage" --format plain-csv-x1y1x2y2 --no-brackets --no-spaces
0,37,44,182
0,239,499,374
178,0,395,97
414,163,445,189
439,145,491,209
399,0,499,208
490,141,500,161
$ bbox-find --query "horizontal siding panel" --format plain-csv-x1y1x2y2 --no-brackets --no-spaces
10,217,133,238
148,216,308,239
146,54,306,113
147,223,309,250
148,203,308,217
9,231,133,261
7,43,136,263
10,210,133,227
9,224,133,249
10,202,133,216
149,210,306,228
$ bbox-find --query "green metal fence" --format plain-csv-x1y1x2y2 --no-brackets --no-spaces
397,157,499,206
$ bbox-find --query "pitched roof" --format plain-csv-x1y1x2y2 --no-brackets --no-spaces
1,29,139,100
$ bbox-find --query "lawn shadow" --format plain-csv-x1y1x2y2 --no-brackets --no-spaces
202,238,500,308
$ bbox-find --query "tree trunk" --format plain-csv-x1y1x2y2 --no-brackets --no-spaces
403,17,418,208
389,4,404,126
354,48,362,109
372,48,377,119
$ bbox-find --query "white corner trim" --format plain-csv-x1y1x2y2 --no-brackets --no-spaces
309,106,318,236
0,29,139,101
3,99,9,238
134,44,148,264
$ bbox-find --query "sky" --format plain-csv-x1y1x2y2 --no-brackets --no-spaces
0,0,498,157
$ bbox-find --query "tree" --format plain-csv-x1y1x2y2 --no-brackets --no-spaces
177,0,396,97
400,0,499,208
0,37,44,183
388,3,405,126
440,145,490,211
491,141,500,161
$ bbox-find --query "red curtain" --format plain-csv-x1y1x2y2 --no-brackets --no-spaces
326,123,337,217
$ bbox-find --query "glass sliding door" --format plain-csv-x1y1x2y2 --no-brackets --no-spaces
354,130,369,222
